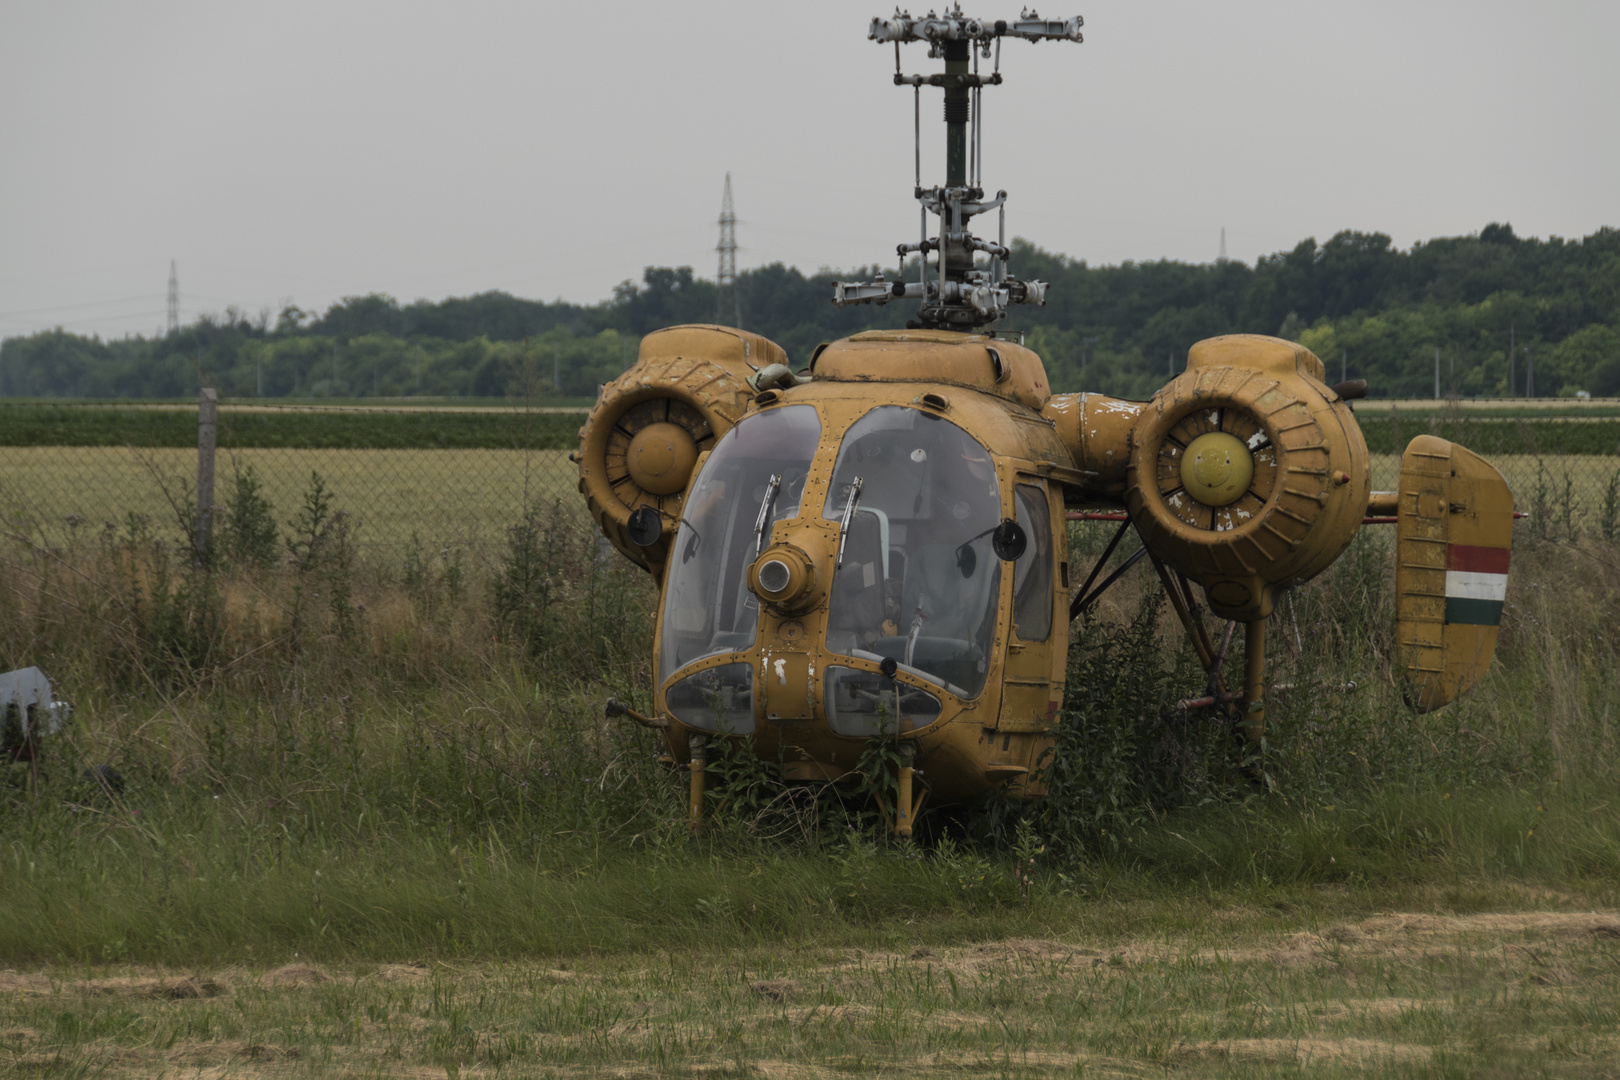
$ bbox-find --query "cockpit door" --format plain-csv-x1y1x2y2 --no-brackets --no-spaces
996,476,1065,732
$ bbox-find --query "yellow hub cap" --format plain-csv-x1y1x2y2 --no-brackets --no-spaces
1180,431,1254,507
627,421,699,496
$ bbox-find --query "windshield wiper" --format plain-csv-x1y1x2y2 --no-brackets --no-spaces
678,516,705,562
835,476,865,569
753,474,782,555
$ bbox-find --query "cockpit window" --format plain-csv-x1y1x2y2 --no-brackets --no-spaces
1012,483,1053,642
820,405,1001,698
658,405,820,686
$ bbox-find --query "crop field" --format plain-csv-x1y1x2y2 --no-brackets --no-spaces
1381,397,1620,412
0,403,587,449
1355,415,1620,457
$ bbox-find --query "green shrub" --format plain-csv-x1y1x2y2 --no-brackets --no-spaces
1033,589,1237,860
221,462,279,569
283,471,360,649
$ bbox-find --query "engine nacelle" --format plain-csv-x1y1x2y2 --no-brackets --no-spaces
1125,335,1370,621
577,325,789,573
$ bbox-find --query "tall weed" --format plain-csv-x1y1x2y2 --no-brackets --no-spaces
220,461,280,569
1,486,1617,965
283,470,359,650
491,500,651,691
1036,590,1213,857
1600,467,1620,543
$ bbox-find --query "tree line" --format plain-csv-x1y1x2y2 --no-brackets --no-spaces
4,222,1617,401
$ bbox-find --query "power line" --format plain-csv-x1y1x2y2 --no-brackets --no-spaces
0,294,165,319
0,308,168,330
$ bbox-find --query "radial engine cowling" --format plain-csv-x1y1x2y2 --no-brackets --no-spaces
1124,335,1370,621
577,325,788,573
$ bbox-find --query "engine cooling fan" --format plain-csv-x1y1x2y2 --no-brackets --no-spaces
602,397,713,508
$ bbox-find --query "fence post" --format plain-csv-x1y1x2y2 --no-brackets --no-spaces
196,387,217,563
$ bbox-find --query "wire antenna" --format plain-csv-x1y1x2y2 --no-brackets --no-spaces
834,6,1084,330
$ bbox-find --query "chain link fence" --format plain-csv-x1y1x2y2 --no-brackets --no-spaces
0,398,1616,565
0,399,588,566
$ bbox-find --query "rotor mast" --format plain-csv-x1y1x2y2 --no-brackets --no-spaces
834,6,1084,331
940,36,972,290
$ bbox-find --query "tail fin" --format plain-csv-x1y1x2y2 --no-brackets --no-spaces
1394,435,1515,712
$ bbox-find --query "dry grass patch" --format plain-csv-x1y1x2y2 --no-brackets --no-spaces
74,974,224,999
259,961,333,988
1190,1036,1434,1066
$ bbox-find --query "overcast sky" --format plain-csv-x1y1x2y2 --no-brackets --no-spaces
2,0,1616,340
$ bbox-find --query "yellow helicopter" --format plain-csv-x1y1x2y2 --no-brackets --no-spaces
575,8,1515,838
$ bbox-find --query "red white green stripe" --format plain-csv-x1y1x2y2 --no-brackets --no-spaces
1444,544,1509,626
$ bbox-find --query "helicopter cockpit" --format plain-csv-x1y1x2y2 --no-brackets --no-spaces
656,393,1061,744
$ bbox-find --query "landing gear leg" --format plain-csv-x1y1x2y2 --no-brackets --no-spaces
896,743,916,840
892,743,926,841
687,734,707,833
1242,619,1267,776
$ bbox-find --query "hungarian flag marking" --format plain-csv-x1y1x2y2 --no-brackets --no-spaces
1444,544,1509,626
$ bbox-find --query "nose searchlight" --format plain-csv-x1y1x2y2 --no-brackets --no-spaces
757,558,792,594
1181,431,1253,507
748,545,820,612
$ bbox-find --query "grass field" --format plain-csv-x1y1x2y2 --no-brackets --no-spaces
5,891,1619,1078
0,446,580,551
2,415,1618,1076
